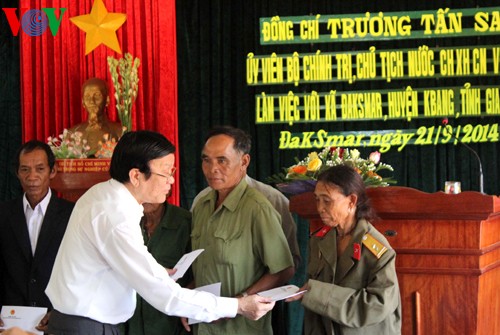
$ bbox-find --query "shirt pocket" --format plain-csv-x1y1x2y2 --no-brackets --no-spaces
190,224,203,250
212,221,245,266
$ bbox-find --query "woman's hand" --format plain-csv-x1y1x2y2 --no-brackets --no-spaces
285,283,309,302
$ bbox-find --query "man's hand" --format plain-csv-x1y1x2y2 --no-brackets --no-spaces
237,295,274,320
180,317,190,332
179,294,274,331
34,311,50,332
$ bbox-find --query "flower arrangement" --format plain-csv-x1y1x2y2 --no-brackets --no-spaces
269,147,396,195
47,130,122,159
47,129,92,158
107,53,140,133
94,134,118,158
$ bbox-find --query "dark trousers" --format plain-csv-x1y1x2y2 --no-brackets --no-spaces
48,310,120,335
272,300,289,335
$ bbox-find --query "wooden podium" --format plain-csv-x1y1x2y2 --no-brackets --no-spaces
289,186,500,335
51,159,111,202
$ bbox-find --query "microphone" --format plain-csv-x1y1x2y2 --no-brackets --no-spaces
442,118,484,194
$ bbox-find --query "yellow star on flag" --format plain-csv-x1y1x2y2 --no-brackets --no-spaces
70,0,127,55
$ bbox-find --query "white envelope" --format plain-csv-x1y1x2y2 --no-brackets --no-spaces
257,284,307,301
1,305,47,335
170,249,204,280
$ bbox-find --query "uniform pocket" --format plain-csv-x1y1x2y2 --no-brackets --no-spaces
211,220,245,266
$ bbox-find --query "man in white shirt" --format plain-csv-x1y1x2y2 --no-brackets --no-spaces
45,130,274,335
0,140,74,333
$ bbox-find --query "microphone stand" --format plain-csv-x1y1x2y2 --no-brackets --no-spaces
443,123,485,194
457,141,485,194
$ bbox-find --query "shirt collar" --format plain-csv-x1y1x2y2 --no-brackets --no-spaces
199,177,249,212
218,177,248,212
109,179,144,214
23,188,52,215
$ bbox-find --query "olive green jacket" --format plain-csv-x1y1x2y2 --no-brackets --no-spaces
302,219,401,335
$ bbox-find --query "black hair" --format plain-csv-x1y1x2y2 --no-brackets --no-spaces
205,126,251,154
317,164,376,221
14,140,55,172
110,130,176,183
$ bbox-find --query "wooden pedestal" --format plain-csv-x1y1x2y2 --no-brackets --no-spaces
51,159,111,202
289,186,500,335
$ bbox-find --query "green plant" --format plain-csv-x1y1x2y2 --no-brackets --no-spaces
107,53,140,132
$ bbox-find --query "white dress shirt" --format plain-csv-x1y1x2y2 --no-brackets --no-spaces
46,179,237,324
23,189,51,255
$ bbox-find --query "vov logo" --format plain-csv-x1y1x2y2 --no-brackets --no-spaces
2,8,67,36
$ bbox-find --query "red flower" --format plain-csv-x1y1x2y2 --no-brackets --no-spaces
442,118,448,125
290,165,307,175
338,148,345,158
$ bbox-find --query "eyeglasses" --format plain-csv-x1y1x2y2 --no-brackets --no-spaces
150,167,176,180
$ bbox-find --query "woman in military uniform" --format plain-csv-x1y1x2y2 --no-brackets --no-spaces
287,165,401,335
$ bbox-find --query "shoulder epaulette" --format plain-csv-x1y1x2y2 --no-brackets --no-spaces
362,233,388,259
